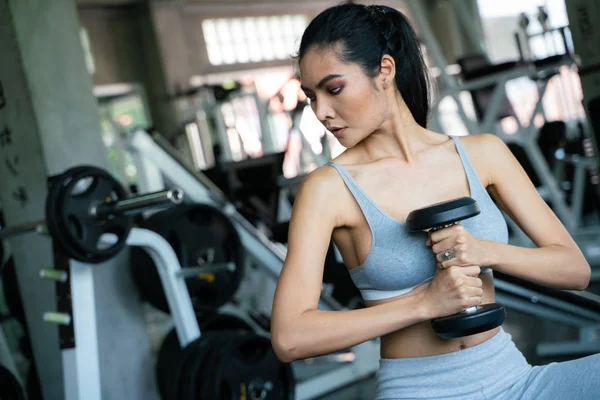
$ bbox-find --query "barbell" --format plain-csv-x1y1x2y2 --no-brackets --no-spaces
0,165,183,263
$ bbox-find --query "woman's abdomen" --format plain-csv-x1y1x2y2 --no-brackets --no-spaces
372,273,499,359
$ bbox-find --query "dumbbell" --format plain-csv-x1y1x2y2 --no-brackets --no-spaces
406,197,506,339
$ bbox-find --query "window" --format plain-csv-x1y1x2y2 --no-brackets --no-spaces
202,15,309,66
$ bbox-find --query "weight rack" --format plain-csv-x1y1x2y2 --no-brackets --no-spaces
0,184,202,400
49,227,200,400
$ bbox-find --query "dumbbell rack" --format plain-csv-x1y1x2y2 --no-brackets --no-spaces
50,227,200,400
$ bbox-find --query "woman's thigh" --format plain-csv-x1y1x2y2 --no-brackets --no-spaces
505,353,600,400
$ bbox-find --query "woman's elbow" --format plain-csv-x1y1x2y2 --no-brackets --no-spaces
271,327,301,363
575,264,591,291
573,249,592,291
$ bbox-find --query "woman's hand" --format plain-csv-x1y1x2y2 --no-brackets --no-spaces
425,224,492,269
421,265,484,319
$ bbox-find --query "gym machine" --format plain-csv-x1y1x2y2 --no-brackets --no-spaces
0,165,205,400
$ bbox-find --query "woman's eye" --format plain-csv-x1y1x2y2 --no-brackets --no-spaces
329,86,343,95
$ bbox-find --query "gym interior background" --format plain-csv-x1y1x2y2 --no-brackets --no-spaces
0,0,600,399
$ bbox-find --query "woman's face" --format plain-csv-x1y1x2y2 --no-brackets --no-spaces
299,47,392,148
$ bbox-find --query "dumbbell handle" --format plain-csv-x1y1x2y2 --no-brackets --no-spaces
0,189,184,240
430,222,483,315
91,188,184,219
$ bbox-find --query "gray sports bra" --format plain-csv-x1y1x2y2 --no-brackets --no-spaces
327,135,509,301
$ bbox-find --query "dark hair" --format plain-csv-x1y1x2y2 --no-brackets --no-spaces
297,2,431,128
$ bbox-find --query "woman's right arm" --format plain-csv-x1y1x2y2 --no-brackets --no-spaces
270,168,433,363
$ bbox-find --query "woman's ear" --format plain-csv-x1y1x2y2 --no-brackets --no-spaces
379,55,396,89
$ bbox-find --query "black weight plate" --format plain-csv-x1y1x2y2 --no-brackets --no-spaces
0,364,26,400
46,166,133,263
45,167,94,263
1,257,25,325
26,365,42,400
406,197,480,232
156,329,182,400
211,333,296,400
130,204,244,314
200,312,254,332
198,331,247,399
156,315,253,400
180,331,241,400
0,240,4,268
157,331,210,400
432,303,506,339
165,334,216,400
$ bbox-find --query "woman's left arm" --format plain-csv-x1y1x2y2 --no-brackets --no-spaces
428,133,591,291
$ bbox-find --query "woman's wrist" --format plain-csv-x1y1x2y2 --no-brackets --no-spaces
413,290,434,320
481,239,500,268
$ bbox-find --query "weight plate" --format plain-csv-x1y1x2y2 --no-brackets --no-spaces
211,333,296,400
0,364,26,400
406,197,480,232
179,331,240,400
156,329,181,400
130,204,245,314
166,334,216,400
26,365,42,400
156,314,254,399
432,303,506,339
201,312,255,332
0,239,5,268
1,257,25,325
46,166,133,263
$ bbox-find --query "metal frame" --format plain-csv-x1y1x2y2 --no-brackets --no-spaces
58,217,378,400
495,278,600,357
60,228,199,400
62,259,101,400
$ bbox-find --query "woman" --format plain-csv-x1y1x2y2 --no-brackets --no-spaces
271,3,599,399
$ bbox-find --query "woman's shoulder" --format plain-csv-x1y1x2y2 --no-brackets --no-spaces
456,132,508,153
291,164,349,227
454,133,511,168
296,163,347,201
456,133,515,187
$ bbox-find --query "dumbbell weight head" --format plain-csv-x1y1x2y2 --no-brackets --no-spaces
406,197,506,339
431,303,506,339
406,197,480,232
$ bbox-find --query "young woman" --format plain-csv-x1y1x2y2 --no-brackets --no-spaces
271,3,599,399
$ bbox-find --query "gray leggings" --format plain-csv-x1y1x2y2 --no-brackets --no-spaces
376,328,600,399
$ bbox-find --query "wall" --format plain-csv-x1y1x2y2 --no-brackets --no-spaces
78,7,145,86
